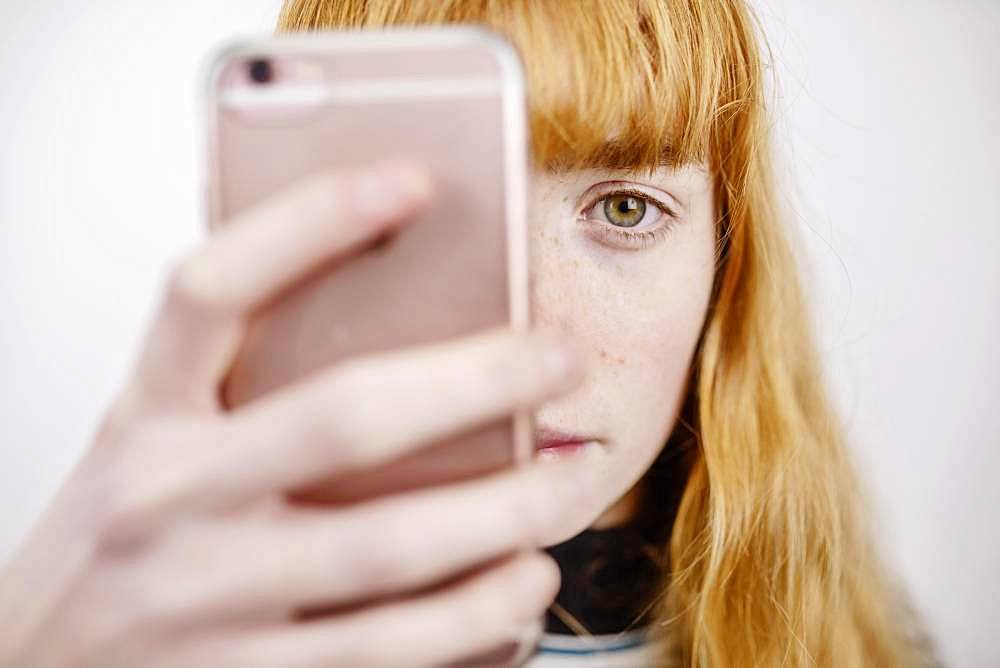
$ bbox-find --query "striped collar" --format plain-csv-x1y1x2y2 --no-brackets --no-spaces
537,627,652,655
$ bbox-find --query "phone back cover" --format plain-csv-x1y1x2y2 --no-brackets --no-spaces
205,31,530,505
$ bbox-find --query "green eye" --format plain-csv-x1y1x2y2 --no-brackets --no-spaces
603,195,646,227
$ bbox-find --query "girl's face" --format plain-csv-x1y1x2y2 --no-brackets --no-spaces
530,162,716,536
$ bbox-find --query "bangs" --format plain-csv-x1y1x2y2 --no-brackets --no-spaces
279,0,760,175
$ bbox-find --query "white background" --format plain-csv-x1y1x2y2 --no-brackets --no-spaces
1,2,997,665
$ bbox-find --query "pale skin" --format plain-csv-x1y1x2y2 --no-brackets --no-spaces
530,165,716,530
0,158,715,667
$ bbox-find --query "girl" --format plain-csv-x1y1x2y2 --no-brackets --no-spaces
0,1,938,666
274,2,936,666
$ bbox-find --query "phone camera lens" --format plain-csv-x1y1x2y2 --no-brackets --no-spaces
248,59,273,84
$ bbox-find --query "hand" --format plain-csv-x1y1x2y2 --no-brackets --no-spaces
0,161,601,667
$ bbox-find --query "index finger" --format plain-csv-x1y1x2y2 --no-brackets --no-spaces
130,160,433,409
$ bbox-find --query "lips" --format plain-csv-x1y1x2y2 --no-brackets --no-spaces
534,426,599,450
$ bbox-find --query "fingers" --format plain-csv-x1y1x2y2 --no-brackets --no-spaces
165,551,559,668
145,326,585,514
152,451,603,620
131,161,433,408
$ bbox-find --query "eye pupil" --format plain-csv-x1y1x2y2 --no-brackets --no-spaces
604,195,645,227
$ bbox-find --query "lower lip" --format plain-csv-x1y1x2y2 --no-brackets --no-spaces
535,440,596,460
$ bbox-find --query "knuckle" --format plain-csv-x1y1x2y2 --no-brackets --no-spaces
341,508,423,593
91,488,158,564
164,252,224,316
97,575,179,648
92,393,143,449
347,550,400,596
68,551,185,658
307,362,378,464
88,423,176,560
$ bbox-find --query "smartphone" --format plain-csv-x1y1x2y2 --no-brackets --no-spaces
202,27,531,505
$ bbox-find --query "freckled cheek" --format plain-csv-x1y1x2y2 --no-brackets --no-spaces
582,286,708,400
533,246,712,391
594,333,693,402
584,285,706,351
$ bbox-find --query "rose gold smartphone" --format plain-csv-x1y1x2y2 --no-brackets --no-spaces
201,28,531,506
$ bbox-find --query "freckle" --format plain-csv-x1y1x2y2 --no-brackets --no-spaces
616,356,626,365
599,349,608,359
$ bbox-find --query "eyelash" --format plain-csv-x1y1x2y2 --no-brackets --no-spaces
578,186,680,251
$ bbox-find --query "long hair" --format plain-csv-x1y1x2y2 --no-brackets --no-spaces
276,1,926,665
